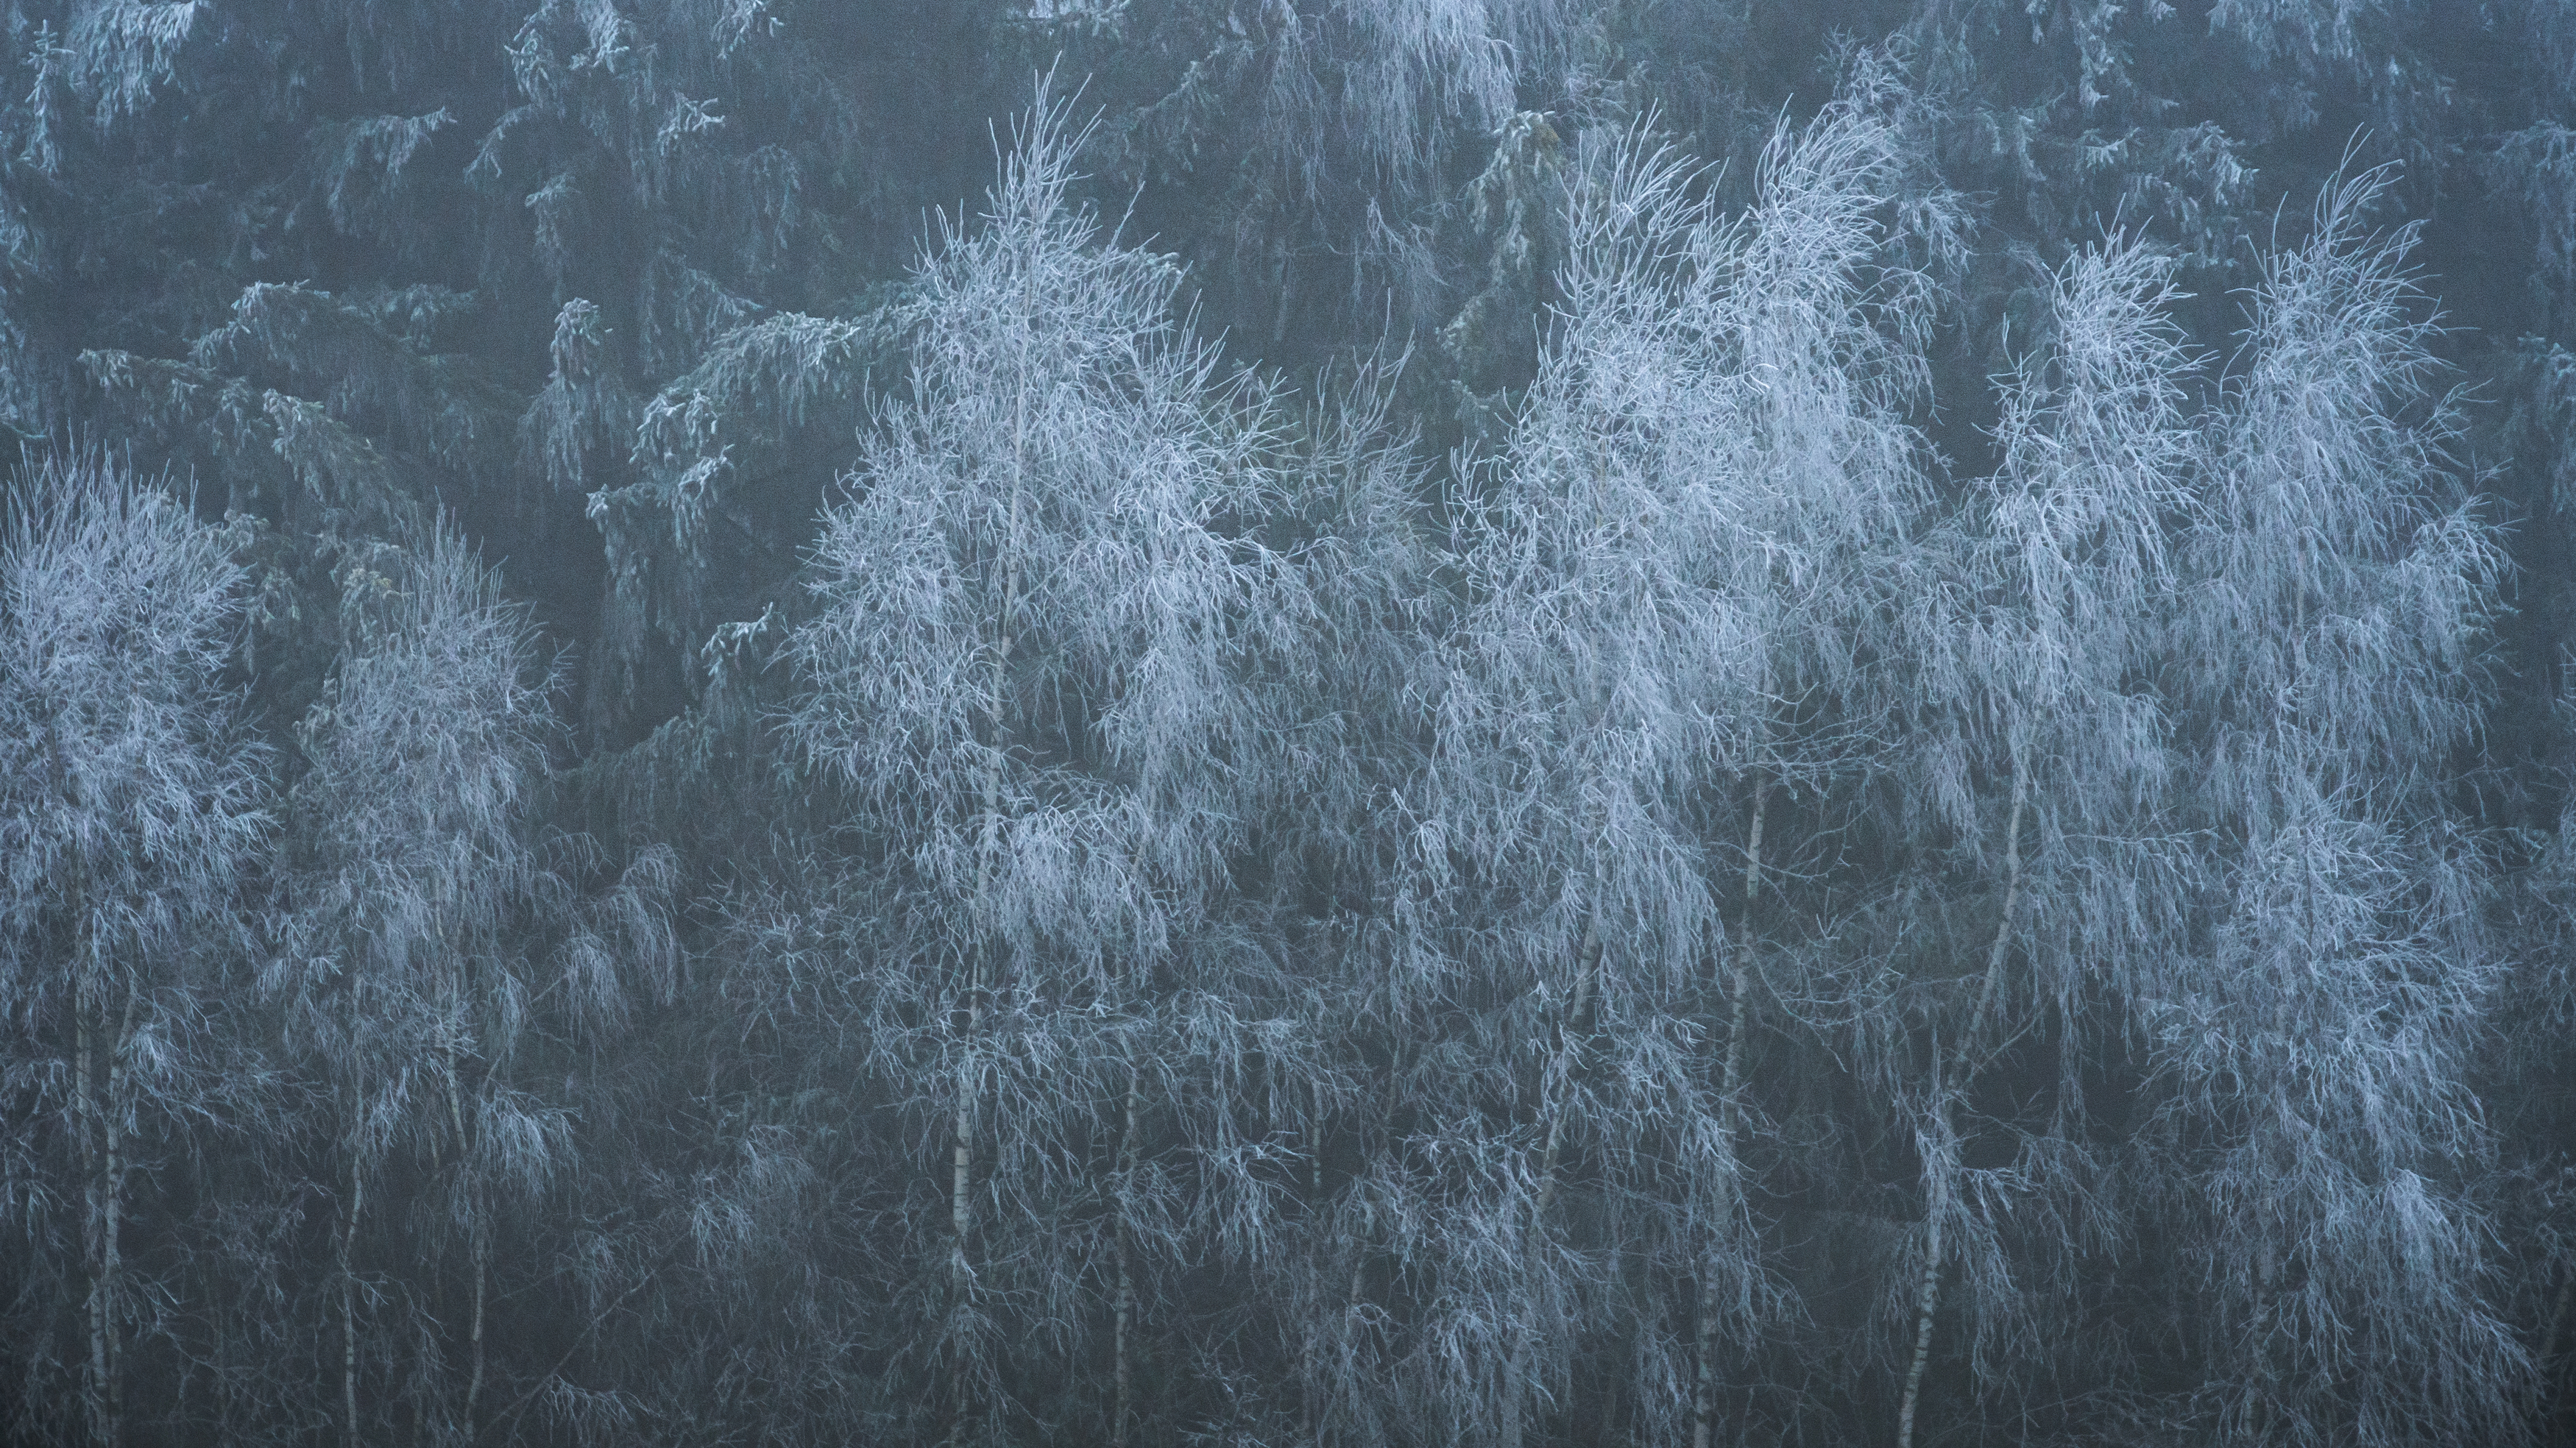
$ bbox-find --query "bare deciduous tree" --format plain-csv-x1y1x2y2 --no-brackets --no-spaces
786,76,1314,1446
267,525,662,1444
1409,60,1954,1448
2148,166,2521,1448
0,456,269,1447
1886,227,2199,1448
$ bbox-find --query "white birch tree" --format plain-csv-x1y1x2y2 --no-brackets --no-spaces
784,77,1313,1447
1882,230,2201,1447
2145,166,2522,1447
268,525,661,1444
0,456,269,1447
1400,63,1952,1447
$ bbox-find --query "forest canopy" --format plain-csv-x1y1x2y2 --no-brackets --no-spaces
4,3,2576,1447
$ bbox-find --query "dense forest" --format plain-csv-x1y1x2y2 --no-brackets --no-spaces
5,1,2576,1445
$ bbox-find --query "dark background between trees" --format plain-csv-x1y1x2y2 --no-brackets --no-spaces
5,2,2576,1446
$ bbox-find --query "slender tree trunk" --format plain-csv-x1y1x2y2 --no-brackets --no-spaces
1304,1075,1327,1448
467,1222,488,1438
98,985,135,1445
77,1003,99,1426
948,996,980,1448
1270,239,1295,347
1959,767,2029,1062
76,993,113,1448
1113,1247,1136,1443
1696,785,1766,1448
2539,1270,2574,1430
72,974,137,1448
1726,783,1765,1112
344,1158,366,1447
949,265,1036,1448
1894,765,2026,1448
949,797,992,1448
63,803,107,1447
213,1257,235,1441
440,1018,493,1442
2546,1270,2573,1372
1506,920,1602,1448
1533,920,1602,1222
1894,1202,1943,1448
1114,1063,1142,1448
952,1007,981,1268
445,1031,467,1157
1692,1280,1718,1448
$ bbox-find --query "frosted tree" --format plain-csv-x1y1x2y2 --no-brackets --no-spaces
0,456,269,1447
1402,64,1949,1448
784,77,1311,1446
2143,167,2521,1447
1182,335,1414,1448
269,525,666,1444
1884,230,2201,1447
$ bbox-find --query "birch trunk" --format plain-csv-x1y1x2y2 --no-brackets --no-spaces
344,1158,366,1447
99,985,134,1445
1303,1076,1327,1447
1696,785,1766,1448
467,1221,489,1437
1506,918,1602,1448
952,266,1033,1448
2534,1266,2573,1431
1114,1062,1142,1448
76,993,113,1448
77,1001,102,1443
1894,765,2026,1448
1534,919,1603,1222
948,984,980,1448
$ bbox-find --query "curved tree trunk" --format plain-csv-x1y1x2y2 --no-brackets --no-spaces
1895,764,2025,1448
